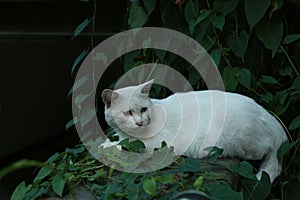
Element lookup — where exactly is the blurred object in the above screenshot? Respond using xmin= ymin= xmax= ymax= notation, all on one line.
xmin=174 ymin=0 xmax=185 ymax=10
xmin=41 ymin=184 xmax=96 ymax=200
xmin=172 ymin=190 xmax=211 ymax=200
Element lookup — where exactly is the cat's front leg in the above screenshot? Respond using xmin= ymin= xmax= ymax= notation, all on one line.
xmin=99 ymin=139 xmax=122 ymax=150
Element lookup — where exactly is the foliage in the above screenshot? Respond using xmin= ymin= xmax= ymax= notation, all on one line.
xmin=123 ymin=0 xmax=300 ymax=198
xmin=7 ymin=0 xmax=300 ymax=199
xmin=9 ymin=144 xmax=273 ymax=200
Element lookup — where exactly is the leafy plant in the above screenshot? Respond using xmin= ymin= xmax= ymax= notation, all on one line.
xmin=10 ymin=144 xmax=273 ymax=200
xmin=8 ymin=0 xmax=300 ymax=199
xmin=121 ymin=1 xmax=300 ymax=199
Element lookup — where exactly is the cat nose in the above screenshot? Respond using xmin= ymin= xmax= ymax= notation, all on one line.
xmin=136 ymin=121 xmax=143 ymax=127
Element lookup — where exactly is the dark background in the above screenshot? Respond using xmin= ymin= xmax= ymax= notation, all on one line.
xmin=0 ymin=0 xmax=125 ymax=198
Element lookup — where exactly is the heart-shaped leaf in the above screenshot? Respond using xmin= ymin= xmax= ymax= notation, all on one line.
xmin=256 ymin=15 xmax=283 ymax=57
xmin=232 ymin=161 xmax=257 ymax=180
xmin=237 ymin=68 xmax=251 ymax=89
xmin=143 ymin=177 xmax=156 ymax=196
xmin=52 ymin=174 xmax=66 ymax=197
xmin=129 ymin=4 xmax=149 ymax=28
xmin=11 ymin=182 xmax=30 ymax=200
xmin=289 ymin=115 xmax=300 ymax=130
xmin=213 ymin=0 xmax=239 ymax=16
xmin=178 ymin=157 xmax=201 ymax=172
xmin=260 ymin=75 xmax=280 ymax=84
xmin=245 ymin=0 xmax=271 ymax=30
xmin=227 ymin=30 xmax=250 ymax=60
xmin=144 ymin=0 xmax=156 ymax=14
xmin=283 ymin=34 xmax=300 ymax=44
xmin=223 ymin=66 xmax=239 ymax=91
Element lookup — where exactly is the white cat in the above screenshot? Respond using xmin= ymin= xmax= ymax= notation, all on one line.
xmin=101 ymin=80 xmax=287 ymax=183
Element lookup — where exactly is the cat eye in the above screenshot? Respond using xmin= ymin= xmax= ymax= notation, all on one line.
xmin=141 ymin=107 xmax=148 ymax=113
xmin=123 ymin=110 xmax=132 ymax=116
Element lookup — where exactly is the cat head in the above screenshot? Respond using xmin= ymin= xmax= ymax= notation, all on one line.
xmin=102 ymin=80 xmax=154 ymax=135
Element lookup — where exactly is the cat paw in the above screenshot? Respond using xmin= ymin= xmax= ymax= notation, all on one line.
xmin=99 ymin=140 xmax=122 ymax=150
xmin=256 ymin=171 xmax=262 ymax=181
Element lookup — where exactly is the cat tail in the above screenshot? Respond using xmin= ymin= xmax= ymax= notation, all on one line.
xmin=257 ymin=121 xmax=288 ymax=183
xmin=256 ymin=148 xmax=282 ymax=183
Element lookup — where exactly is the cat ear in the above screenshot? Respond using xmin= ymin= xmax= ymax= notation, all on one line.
xmin=139 ymin=79 xmax=154 ymax=95
xmin=102 ymin=89 xmax=118 ymax=107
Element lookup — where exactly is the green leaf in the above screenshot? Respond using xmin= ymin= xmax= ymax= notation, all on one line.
xmin=11 ymin=181 xmax=30 ymax=200
xmin=104 ymin=182 xmax=122 ymax=199
xmin=52 ymin=174 xmax=66 ymax=197
xmin=66 ymin=145 xmax=85 ymax=155
xmin=283 ymin=34 xmax=300 ymax=44
xmin=274 ymin=90 xmax=290 ymax=115
xmin=0 ymin=159 xmax=41 ymax=181
xmin=184 ymin=0 xmax=199 ymax=23
xmin=243 ymin=172 xmax=271 ymax=200
xmin=211 ymin=13 xmax=225 ymax=30
xmin=124 ymin=50 xmax=141 ymax=71
xmin=223 ymin=66 xmax=239 ymax=91
xmin=46 ymin=152 xmax=60 ymax=163
xmin=193 ymin=176 xmax=204 ymax=190
xmin=148 ymin=145 xmax=174 ymax=171
xmin=71 ymin=18 xmax=92 ymax=40
xmin=80 ymin=106 xmax=97 ymax=128
xmin=237 ymin=68 xmax=251 ymax=89
xmin=178 ymin=157 xmax=201 ymax=172
xmin=143 ymin=177 xmax=156 ymax=196
xmin=255 ymin=15 xmax=283 ymax=57
xmin=93 ymin=52 xmax=108 ymax=65
xmin=144 ymin=0 xmax=156 ymax=14
xmin=188 ymin=66 xmax=201 ymax=85
xmin=245 ymin=0 xmax=271 ymax=30
xmin=201 ymin=36 xmax=216 ymax=51
xmin=65 ymin=117 xmax=78 ymax=130
xmin=277 ymin=141 xmax=293 ymax=162
xmin=156 ymin=174 xmax=174 ymax=184
xmin=232 ymin=161 xmax=257 ymax=180
xmin=71 ymin=49 xmax=89 ymax=75
xmin=275 ymin=90 xmax=289 ymax=105
xmin=203 ymin=171 xmax=225 ymax=181
xmin=67 ymin=75 xmax=89 ymax=97
xmin=25 ymin=187 xmax=49 ymax=200
xmin=282 ymin=180 xmax=300 ymax=200
xmin=154 ymin=49 xmax=167 ymax=62
xmin=74 ymin=93 xmax=89 ymax=110
xmin=119 ymin=138 xmax=146 ymax=152
xmin=129 ymin=4 xmax=149 ymax=28
xmin=34 ymin=166 xmax=52 ymax=181
xmin=261 ymin=91 xmax=274 ymax=104
xmin=162 ymin=2 xmax=189 ymax=33
xmin=274 ymin=99 xmax=291 ymax=115
xmin=210 ymin=48 xmax=221 ymax=67
xmin=260 ymin=75 xmax=280 ymax=84
xmin=205 ymin=146 xmax=224 ymax=161
xmin=290 ymin=77 xmax=300 ymax=90
xmin=279 ymin=66 xmax=293 ymax=78
xmin=289 ymin=115 xmax=300 ymax=130
xmin=207 ymin=183 xmax=243 ymax=200
xmin=213 ymin=0 xmax=239 ymax=16
xmin=189 ymin=9 xmax=211 ymax=34
xmin=227 ymin=30 xmax=250 ymax=60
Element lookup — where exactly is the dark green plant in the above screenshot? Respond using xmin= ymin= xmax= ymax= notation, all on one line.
xmin=9 ymin=144 xmax=274 ymax=200
xmin=123 ymin=0 xmax=300 ymax=198
xmin=7 ymin=0 xmax=300 ymax=199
